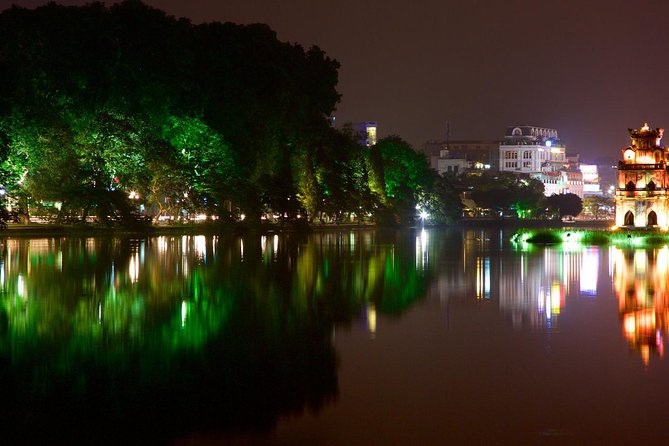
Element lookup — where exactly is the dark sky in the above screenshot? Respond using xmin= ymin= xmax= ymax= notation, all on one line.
xmin=3 ymin=0 xmax=669 ymax=160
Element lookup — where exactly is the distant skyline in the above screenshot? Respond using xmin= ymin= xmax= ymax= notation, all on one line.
xmin=3 ymin=0 xmax=669 ymax=160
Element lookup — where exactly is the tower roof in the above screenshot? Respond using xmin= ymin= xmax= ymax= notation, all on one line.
xmin=628 ymin=122 xmax=663 ymax=142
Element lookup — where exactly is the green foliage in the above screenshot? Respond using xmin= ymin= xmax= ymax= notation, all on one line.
xmin=582 ymin=195 xmax=614 ymax=220
xmin=374 ymin=136 xmax=436 ymax=224
xmin=456 ymin=172 xmax=545 ymax=218
xmin=0 ymin=1 xmax=456 ymax=227
xmin=419 ymin=174 xmax=463 ymax=224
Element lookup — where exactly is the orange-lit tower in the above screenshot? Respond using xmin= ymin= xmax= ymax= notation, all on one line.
xmin=615 ymin=123 xmax=669 ymax=228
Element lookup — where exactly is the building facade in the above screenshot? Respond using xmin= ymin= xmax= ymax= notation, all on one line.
xmin=498 ymin=125 xmax=584 ymax=198
xmin=424 ymin=140 xmax=500 ymax=172
xmin=353 ymin=121 xmax=378 ymax=147
xmin=579 ymin=164 xmax=602 ymax=196
xmin=615 ymin=123 xmax=669 ymax=228
xmin=533 ymin=170 xmax=584 ymax=197
xmin=499 ymin=125 xmax=566 ymax=174
xmin=434 ymin=149 xmax=471 ymax=175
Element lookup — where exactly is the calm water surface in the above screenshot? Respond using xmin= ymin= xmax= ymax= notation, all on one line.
xmin=1 ymin=229 xmax=668 ymax=445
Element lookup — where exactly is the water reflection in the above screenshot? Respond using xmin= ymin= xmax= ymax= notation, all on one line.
xmin=0 ymin=230 xmax=434 ymax=444
xmin=612 ymin=246 xmax=669 ymax=365
xmin=436 ymin=230 xmax=602 ymax=330
xmin=6 ymin=229 xmax=669 ymax=443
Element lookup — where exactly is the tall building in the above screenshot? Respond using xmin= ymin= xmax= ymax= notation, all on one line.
xmin=615 ymin=123 xmax=669 ymax=228
xmin=353 ymin=121 xmax=378 ymax=147
xmin=499 ymin=125 xmax=565 ymax=173
xmin=499 ymin=125 xmax=583 ymax=198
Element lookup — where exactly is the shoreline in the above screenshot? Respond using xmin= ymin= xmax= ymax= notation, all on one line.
xmin=0 ymin=219 xmax=615 ymax=238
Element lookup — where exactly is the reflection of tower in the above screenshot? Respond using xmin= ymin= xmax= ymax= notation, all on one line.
xmin=612 ymin=247 xmax=669 ymax=365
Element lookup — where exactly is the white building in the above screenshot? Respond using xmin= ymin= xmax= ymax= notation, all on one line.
xmin=579 ymin=164 xmax=602 ymax=196
xmin=533 ymin=170 xmax=585 ymax=199
xmin=498 ymin=125 xmax=584 ymax=197
xmin=435 ymin=149 xmax=471 ymax=175
xmin=353 ymin=121 xmax=377 ymax=147
xmin=499 ymin=125 xmax=566 ymax=174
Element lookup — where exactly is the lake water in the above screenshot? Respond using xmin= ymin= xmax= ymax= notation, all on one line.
xmin=1 ymin=229 xmax=669 ymax=445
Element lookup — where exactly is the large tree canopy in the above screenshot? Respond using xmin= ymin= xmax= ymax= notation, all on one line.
xmin=0 ymin=1 xmax=461 ymax=227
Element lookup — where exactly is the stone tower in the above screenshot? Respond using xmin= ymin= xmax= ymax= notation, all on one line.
xmin=615 ymin=123 xmax=669 ymax=228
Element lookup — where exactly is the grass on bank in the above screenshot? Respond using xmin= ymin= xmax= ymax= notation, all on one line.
xmin=511 ymin=228 xmax=669 ymax=247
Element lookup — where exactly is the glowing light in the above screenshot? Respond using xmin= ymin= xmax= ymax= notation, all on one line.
xmin=17 ymin=274 xmax=24 ymax=299
xmin=157 ymin=236 xmax=168 ymax=253
xmin=415 ymin=229 xmax=429 ymax=269
xmin=128 ymin=191 xmax=139 ymax=200
xmin=181 ymin=300 xmax=187 ymax=327
xmin=129 ymin=252 xmax=139 ymax=283
xmin=580 ymin=247 xmax=599 ymax=296
xmin=194 ymin=235 xmax=206 ymax=260
xmin=367 ymin=304 xmax=377 ymax=337
xmin=624 ymin=314 xmax=636 ymax=336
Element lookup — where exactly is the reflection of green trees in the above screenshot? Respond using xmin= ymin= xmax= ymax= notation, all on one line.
xmin=0 ymin=230 xmax=434 ymax=443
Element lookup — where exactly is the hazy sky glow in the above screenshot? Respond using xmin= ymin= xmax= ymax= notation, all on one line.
xmin=3 ymin=0 xmax=669 ymax=159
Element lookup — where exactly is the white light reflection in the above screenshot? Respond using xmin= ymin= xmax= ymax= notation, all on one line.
xmin=129 ymin=253 xmax=139 ymax=283
xmin=194 ymin=235 xmax=206 ymax=261
xmin=273 ymin=235 xmax=279 ymax=255
xmin=475 ymin=257 xmax=491 ymax=299
xmin=17 ymin=274 xmax=24 ymax=299
xmin=181 ymin=300 xmax=187 ymax=327
xmin=157 ymin=236 xmax=168 ymax=253
xmin=580 ymin=247 xmax=599 ymax=296
xmin=415 ymin=229 xmax=429 ymax=269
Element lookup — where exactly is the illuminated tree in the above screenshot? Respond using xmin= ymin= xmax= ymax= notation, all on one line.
xmin=374 ymin=136 xmax=435 ymax=224
xmin=459 ymin=172 xmax=545 ymax=218
xmin=582 ymin=195 xmax=614 ymax=220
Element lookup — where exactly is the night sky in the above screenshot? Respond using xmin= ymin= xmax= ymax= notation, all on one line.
xmin=3 ymin=0 xmax=669 ymax=160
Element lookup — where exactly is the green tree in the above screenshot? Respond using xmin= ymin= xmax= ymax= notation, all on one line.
xmin=582 ymin=195 xmax=614 ymax=220
xmin=459 ymin=172 xmax=545 ymax=218
xmin=374 ymin=136 xmax=434 ymax=224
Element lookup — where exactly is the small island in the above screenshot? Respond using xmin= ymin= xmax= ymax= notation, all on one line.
xmin=517 ymin=123 xmax=669 ymax=246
